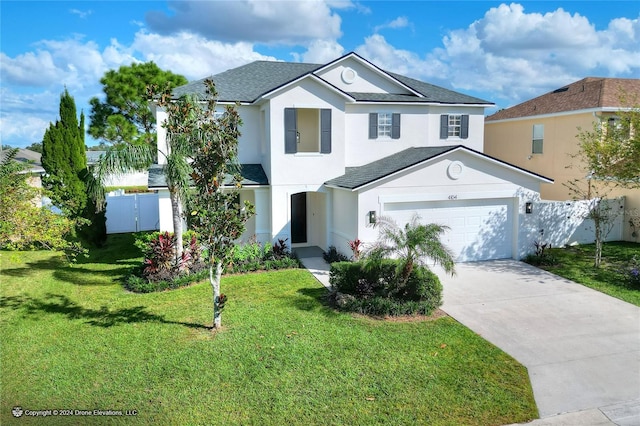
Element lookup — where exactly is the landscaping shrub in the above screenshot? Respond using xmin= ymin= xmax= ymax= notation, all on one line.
xmin=125 ymin=230 xmax=207 ymax=292
xmin=621 ymin=255 xmax=640 ymax=288
xmin=126 ymin=234 xmax=301 ymax=293
xmin=523 ymin=241 xmax=558 ymax=266
xmin=329 ymin=259 xmax=442 ymax=316
xmin=323 ymin=246 xmax=350 ymax=264
xmin=225 ymin=238 xmax=302 ymax=274
xmin=134 ymin=230 xmax=207 ymax=283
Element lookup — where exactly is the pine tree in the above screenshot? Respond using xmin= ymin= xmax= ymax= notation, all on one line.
xmin=42 ymin=89 xmax=107 ymax=246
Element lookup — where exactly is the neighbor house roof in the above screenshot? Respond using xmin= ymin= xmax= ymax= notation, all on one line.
xmin=147 ymin=163 xmax=269 ymax=189
xmin=325 ymin=145 xmax=552 ymax=190
xmin=0 ymin=148 xmax=45 ymax=174
xmin=486 ymin=77 xmax=640 ymax=121
xmin=170 ymin=52 xmax=492 ymax=106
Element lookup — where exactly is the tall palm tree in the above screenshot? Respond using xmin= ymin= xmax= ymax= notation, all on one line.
xmin=365 ymin=214 xmax=456 ymax=286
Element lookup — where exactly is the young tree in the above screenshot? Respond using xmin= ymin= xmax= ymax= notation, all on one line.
xmin=568 ymin=105 xmax=640 ymax=267
xmin=0 ymin=148 xmax=83 ymax=257
xmin=41 ymin=89 xmax=106 ymax=247
xmin=365 ymin=214 xmax=456 ymax=289
xmin=168 ymin=80 xmax=254 ymax=329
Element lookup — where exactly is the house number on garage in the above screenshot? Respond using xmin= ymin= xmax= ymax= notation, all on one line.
xmin=448 ymin=195 xmax=458 ymax=200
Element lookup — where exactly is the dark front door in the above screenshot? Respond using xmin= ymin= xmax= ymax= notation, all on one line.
xmin=291 ymin=193 xmax=307 ymax=244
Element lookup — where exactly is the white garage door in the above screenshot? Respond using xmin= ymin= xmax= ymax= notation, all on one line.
xmin=383 ymin=198 xmax=514 ymax=262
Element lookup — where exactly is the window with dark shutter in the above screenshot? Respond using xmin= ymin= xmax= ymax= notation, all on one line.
xmin=369 ymin=113 xmax=378 ymax=139
xmin=391 ymin=113 xmax=401 ymax=139
xmin=461 ymin=115 xmax=469 ymax=139
xmin=320 ymin=109 xmax=331 ymax=153
xmin=284 ymin=108 xmax=297 ymax=154
xmin=440 ymin=115 xmax=449 ymax=139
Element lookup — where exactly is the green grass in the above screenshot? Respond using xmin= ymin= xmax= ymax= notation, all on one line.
xmin=539 ymin=242 xmax=640 ymax=306
xmin=1 ymin=235 xmax=537 ymax=425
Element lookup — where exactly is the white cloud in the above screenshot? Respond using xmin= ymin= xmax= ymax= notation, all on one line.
xmin=69 ymin=9 xmax=92 ymax=19
xmin=374 ymin=16 xmax=411 ymax=33
xmin=431 ymin=3 xmax=640 ymax=103
xmin=131 ymin=31 xmax=276 ymax=80
xmin=0 ymin=89 xmax=59 ymax=146
xmin=355 ymin=34 xmax=446 ymax=79
xmin=293 ymin=39 xmax=345 ymax=64
xmin=146 ymin=0 xmax=346 ymax=45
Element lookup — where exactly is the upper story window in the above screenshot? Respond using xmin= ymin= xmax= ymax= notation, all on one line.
xmin=284 ymin=108 xmax=331 ymax=154
xmin=532 ymin=124 xmax=544 ymax=154
xmin=369 ymin=113 xmax=400 ymax=139
xmin=440 ymin=114 xmax=469 ymax=139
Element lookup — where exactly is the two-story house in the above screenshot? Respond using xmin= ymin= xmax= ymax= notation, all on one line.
xmin=485 ymin=77 xmax=640 ymax=242
xmin=151 ymin=52 xmax=552 ymax=262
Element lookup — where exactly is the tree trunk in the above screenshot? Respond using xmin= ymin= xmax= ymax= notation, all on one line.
xmin=594 ymin=217 xmax=602 ymax=268
xmin=210 ymin=261 xmax=223 ymax=329
xmin=169 ymin=189 xmax=183 ymax=264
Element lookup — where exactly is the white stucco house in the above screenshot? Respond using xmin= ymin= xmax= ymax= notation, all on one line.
xmin=150 ymin=52 xmax=553 ymax=262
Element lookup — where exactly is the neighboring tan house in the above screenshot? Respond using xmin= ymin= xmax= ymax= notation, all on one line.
xmin=485 ymin=77 xmax=640 ymax=242
xmin=151 ymin=52 xmax=554 ymax=262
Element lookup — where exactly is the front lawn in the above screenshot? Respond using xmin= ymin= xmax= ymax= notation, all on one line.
xmin=534 ymin=242 xmax=640 ymax=306
xmin=1 ymin=235 xmax=537 ymax=425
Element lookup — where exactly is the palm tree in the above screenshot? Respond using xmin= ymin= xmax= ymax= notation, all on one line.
xmin=365 ymin=214 xmax=456 ymax=287
xmin=91 ymin=102 xmax=192 ymax=262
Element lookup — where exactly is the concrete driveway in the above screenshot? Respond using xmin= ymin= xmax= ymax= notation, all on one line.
xmin=438 ymin=260 xmax=640 ymax=424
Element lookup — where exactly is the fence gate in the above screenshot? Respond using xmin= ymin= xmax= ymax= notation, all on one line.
xmin=105 ymin=191 xmax=159 ymax=234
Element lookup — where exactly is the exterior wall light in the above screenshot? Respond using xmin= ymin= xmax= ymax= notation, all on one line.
xmin=368 ymin=210 xmax=377 ymax=224
xmin=525 ymin=202 xmax=533 ymax=214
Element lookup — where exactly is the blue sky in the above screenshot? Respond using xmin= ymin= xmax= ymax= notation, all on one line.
xmin=1 ymin=0 xmax=639 ymax=148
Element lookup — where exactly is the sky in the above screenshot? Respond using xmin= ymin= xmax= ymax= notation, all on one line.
xmin=1 ymin=0 xmax=639 ymax=149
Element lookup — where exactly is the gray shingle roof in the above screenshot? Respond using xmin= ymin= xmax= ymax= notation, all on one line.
xmin=325 ymin=145 xmax=552 ymax=189
xmin=169 ymin=54 xmax=492 ymax=105
xmin=148 ymin=163 xmax=269 ymax=189
xmin=172 ymin=61 xmax=321 ymax=103
xmin=325 ymin=146 xmax=457 ymax=189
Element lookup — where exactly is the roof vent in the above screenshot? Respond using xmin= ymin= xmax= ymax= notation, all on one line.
xmin=553 ymin=87 xmax=569 ymax=93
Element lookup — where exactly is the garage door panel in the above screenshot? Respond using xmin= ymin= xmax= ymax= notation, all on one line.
xmin=383 ymin=199 xmax=514 ymax=262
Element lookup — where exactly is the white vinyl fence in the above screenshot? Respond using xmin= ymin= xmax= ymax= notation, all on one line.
xmin=523 ymin=197 xmax=625 ymax=249
xmin=105 ymin=191 xmax=159 ymax=234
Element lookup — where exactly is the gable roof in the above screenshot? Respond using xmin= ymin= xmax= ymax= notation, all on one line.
xmin=325 ymin=145 xmax=552 ymax=190
xmin=486 ymin=77 xmax=640 ymax=121
xmin=169 ymin=52 xmax=492 ymax=106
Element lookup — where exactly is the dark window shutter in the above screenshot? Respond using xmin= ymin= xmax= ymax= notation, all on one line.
xmin=461 ymin=115 xmax=469 ymax=139
xmin=369 ymin=113 xmax=378 ymax=139
xmin=440 ymin=115 xmax=449 ymax=139
xmin=284 ymin=108 xmax=297 ymax=154
xmin=320 ymin=109 xmax=331 ymax=153
xmin=391 ymin=113 xmax=401 ymax=139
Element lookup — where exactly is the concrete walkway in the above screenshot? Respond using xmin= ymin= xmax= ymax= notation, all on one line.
xmin=438 ymin=260 xmax=640 ymax=425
